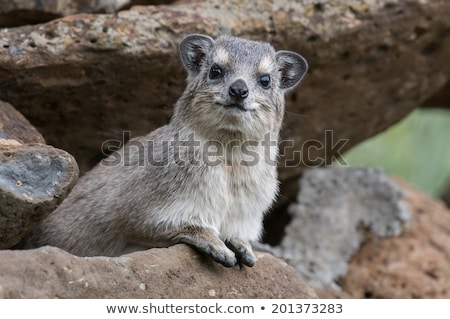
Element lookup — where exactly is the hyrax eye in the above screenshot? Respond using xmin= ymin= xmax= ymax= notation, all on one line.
xmin=259 ymin=74 xmax=271 ymax=88
xmin=209 ymin=63 xmax=224 ymax=79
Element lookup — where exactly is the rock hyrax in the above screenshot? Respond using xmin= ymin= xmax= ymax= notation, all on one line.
xmin=23 ymin=34 xmax=308 ymax=267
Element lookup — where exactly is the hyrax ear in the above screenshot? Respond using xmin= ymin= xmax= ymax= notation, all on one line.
xmin=275 ymin=51 xmax=308 ymax=90
xmin=180 ymin=34 xmax=215 ymax=74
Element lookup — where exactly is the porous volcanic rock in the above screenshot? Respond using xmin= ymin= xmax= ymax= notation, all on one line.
xmin=0 ymin=144 xmax=79 ymax=249
xmin=0 ymin=245 xmax=317 ymax=298
xmin=262 ymin=167 xmax=410 ymax=289
xmin=316 ymin=179 xmax=450 ymax=298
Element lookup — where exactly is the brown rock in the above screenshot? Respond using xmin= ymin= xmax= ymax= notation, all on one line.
xmin=0 ymin=144 xmax=79 ymax=249
xmin=128 ymin=0 xmax=175 ymax=6
xmin=316 ymin=179 xmax=450 ymax=298
xmin=0 ymin=100 xmax=45 ymax=144
xmin=0 ymin=0 xmax=130 ymax=27
xmin=0 ymin=245 xmax=317 ymax=298
xmin=0 ymin=0 xmax=448 ymax=184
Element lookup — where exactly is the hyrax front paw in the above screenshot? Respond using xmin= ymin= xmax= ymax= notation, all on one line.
xmin=173 ymin=226 xmax=237 ymax=267
xmin=226 ymin=238 xmax=256 ymax=267
xmin=196 ymin=241 xmax=237 ymax=267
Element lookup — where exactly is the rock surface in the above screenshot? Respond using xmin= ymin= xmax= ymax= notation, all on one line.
xmin=0 ymin=0 xmax=448 ymax=182
xmin=0 ymin=245 xmax=317 ymax=298
xmin=263 ymin=167 xmax=410 ymax=289
xmin=0 ymin=144 xmax=79 ymax=249
xmin=316 ymin=179 xmax=450 ymax=298
xmin=0 ymin=0 xmax=130 ymax=27
xmin=0 ymin=100 xmax=45 ymax=144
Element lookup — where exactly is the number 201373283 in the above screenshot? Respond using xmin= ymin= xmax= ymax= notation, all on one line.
xmin=271 ymin=303 xmax=343 ymax=314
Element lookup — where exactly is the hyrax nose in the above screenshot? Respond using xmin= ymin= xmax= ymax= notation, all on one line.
xmin=229 ymin=79 xmax=249 ymax=100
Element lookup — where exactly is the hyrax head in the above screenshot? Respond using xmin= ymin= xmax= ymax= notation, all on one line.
xmin=178 ymin=34 xmax=307 ymax=137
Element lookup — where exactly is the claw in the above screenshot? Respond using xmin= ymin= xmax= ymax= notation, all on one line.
xmin=173 ymin=226 xmax=238 ymax=267
xmin=196 ymin=243 xmax=237 ymax=267
xmin=225 ymin=239 xmax=256 ymax=267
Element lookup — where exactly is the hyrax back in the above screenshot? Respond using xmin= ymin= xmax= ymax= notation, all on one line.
xmin=23 ymin=34 xmax=307 ymax=267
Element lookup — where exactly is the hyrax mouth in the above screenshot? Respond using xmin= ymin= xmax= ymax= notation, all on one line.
xmin=223 ymin=103 xmax=248 ymax=112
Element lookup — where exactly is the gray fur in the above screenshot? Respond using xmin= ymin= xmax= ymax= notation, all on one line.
xmin=23 ymin=34 xmax=307 ymax=267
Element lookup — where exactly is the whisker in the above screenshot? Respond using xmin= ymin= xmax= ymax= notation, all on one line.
xmin=284 ymin=110 xmax=309 ymax=118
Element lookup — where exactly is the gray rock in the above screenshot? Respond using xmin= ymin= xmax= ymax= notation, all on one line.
xmin=0 ymin=0 xmax=130 ymax=27
xmin=0 ymin=144 xmax=79 ymax=249
xmin=0 ymin=245 xmax=317 ymax=298
xmin=268 ymin=167 xmax=410 ymax=289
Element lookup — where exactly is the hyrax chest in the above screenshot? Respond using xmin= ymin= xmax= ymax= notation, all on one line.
xmin=210 ymin=157 xmax=277 ymax=240
xmin=202 ymin=144 xmax=278 ymax=215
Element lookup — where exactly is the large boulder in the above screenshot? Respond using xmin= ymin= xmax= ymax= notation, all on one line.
xmin=0 ymin=245 xmax=317 ymax=298
xmin=0 ymin=0 xmax=448 ymax=183
xmin=0 ymin=0 xmax=130 ymax=27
